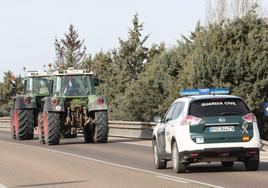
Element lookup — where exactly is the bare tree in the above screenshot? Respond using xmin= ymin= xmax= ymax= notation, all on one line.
xmin=206 ymin=0 xmax=263 ymax=24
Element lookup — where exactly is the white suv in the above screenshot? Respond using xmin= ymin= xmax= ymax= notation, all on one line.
xmin=152 ymin=89 xmax=261 ymax=173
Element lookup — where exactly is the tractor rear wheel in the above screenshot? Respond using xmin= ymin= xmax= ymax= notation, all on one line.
xmin=14 ymin=109 xmax=34 ymax=140
xmin=38 ymin=112 xmax=45 ymax=144
xmin=43 ymin=111 xmax=60 ymax=145
xmin=10 ymin=107 xmax=16 ymax=139
xmin=93 ymin=111 xmax=109 ymax=143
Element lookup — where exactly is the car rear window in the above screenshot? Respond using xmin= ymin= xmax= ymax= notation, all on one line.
xmin=189 ymin=98 xmax=250 ymax=117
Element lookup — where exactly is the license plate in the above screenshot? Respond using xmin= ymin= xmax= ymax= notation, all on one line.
xmin=209 ymin=126 xmax=235 ymax=132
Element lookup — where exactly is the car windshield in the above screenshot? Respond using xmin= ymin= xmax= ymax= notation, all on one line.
xmin=33 ymin=77 xmax=50 ymax=95
xmin=60 ymin=75 xmax=94 ymax=96
xmin=189 ymin=98 xmax=250 ymax=117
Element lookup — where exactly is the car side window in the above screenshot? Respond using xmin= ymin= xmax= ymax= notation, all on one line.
xmin=164 ymin=103 xmax=177 ymax=123
xmin=172 ymin=102 xmax=184 ymax=120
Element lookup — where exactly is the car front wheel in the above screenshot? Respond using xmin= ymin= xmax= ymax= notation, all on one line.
xmin=153 ymin=139 xmax=167 ymax=169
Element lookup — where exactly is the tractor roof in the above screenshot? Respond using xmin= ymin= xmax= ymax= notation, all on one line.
xmin=23 ymin=71 xmax=52 ymax=78
xmin=53 ymin=69 xmax=93 ymax=76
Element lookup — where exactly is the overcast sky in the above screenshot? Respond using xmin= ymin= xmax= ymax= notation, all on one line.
xmin=0 ymin=0 xmax=267 ymax=81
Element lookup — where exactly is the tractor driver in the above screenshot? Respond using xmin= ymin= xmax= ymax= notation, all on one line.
xmin=62 ymin=76 xmax=80 ymax=96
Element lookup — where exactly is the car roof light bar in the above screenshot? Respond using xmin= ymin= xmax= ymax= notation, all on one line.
xmin=179 ymin=88 xmax=230 ymax=96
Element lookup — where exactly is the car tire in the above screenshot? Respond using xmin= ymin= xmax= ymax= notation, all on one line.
xmin=244 ymin=159 xmax=259 ymax=171
xmin=172 ymin=142 xmax=186 ymax=173
xmin=221 ymin=161 xmax=234 ymax=168
xmin=153 ymin=139 xmax=167 ymax=169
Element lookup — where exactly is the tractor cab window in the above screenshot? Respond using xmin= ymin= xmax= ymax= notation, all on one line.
xmin=24 ymin=78 xmax=32 ymax=94
xmin=33 ymin=77 xmax=50 ymax=95
xmin=60 ymin=75 xmax=95 ymax=96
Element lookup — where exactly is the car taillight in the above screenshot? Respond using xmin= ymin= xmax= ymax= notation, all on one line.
xmin=181 ymin=115 xmax=202 ymax=126
xmin=51 ymin=98 xmax=58 ymax=107
xmin=242 ymin=113 xmax=257 ymax=123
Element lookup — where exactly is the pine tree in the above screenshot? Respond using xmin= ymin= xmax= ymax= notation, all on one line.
xmin=54 ymin=24 xmax=86 ymax=69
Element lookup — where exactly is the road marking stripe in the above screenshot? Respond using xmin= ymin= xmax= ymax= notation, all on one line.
xmin=156 ymin=175 xmax=189 ymax=183
xmin=77 ymin=137 xmax=152 ymax=147
xmin=0 ymin=140 xmax=224 ymax=188
xmin=0 ymin=184 xmax=8 ymax=188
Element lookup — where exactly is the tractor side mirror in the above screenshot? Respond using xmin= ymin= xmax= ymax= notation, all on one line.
xmin=10 ymin=81 xmax=17 ymax=96
xmin=93 ymin=77 xmax=100 ymax=87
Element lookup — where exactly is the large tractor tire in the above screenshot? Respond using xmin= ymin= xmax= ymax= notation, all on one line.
xmin=43 ymin=111 xmax=61 ymax=145
xmin=14 ymin=109 xmax=34 ymax=140
xmin=10 ymin=107 xmax=16 ymax=139
xmin=38 ymin=112 xmax=45 ymax=144
xmin=93 ymin=111 xmax=109 ymax=143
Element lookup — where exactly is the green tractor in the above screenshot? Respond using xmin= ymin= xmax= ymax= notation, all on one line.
xmin=10 ymin=71 xmax=53 ymax=140
xmin=39 ymin=69 xmax=109 ymax=145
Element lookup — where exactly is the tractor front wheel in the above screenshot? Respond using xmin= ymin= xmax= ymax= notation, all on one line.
xmin=93 ymin=111 xmax=109 ymax=143
xmin=43 ymin=111 xmax=60 ymax=145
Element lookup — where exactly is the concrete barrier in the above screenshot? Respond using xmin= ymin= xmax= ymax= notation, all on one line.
xmin=0 ymin=117 xmax=156 ymax=139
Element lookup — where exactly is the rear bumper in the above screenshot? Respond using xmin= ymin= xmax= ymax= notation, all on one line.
xmin=180 ymin=147 xmax=259 ymax=163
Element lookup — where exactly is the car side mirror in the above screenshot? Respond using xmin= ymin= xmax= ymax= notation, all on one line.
xmin=154 ymin=115 xmax=162 ymax=123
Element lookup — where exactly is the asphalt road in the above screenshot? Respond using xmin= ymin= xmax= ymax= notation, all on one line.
xmin=0 ymin=124 xmax=268 ymax=188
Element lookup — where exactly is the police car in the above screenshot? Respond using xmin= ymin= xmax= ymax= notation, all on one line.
xmin=152 ymin=88 xmax=261 ymax=173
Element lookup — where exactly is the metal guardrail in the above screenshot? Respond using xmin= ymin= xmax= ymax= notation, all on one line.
xmin=0 ymin=117 xmax=156 ymax=139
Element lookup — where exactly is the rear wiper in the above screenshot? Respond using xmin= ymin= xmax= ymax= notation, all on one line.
xmin=220 ymin=112 xmax=239 ymax=116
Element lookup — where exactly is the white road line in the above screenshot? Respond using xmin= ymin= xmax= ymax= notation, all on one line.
xmin=0 ymin=184 xmax=8 ymax=188
xmin=0 ymin=140 xmax=224 ymax=188
xmin=77 ymin=137 xmax=152 ymax=147
xmin=156 ymin=175 xmax=189 ymax=184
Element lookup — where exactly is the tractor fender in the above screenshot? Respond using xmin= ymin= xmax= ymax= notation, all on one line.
xmin=87 ymin=95 xmax=108 ymax=112
xmin=14 ymin=95 xmax=35 ymax=110
xmin=43 ymin=97 xmax=65 ymax=112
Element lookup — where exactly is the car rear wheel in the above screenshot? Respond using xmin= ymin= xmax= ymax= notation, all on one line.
xmin=153 ymin=139 xmax=167 ymax=169
xmin=172 ymin=142 xmax=186 ymax=173
xmin=221 ymin=161 xmax=234 ymax=168
xmin=244 ymin=159 xmax=259 ymax=171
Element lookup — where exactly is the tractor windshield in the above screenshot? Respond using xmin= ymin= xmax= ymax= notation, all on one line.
xmin=32 ymin=77 xmax=51 ymax=95
xmin=60 ymin=75 xmax=95 ymax=96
